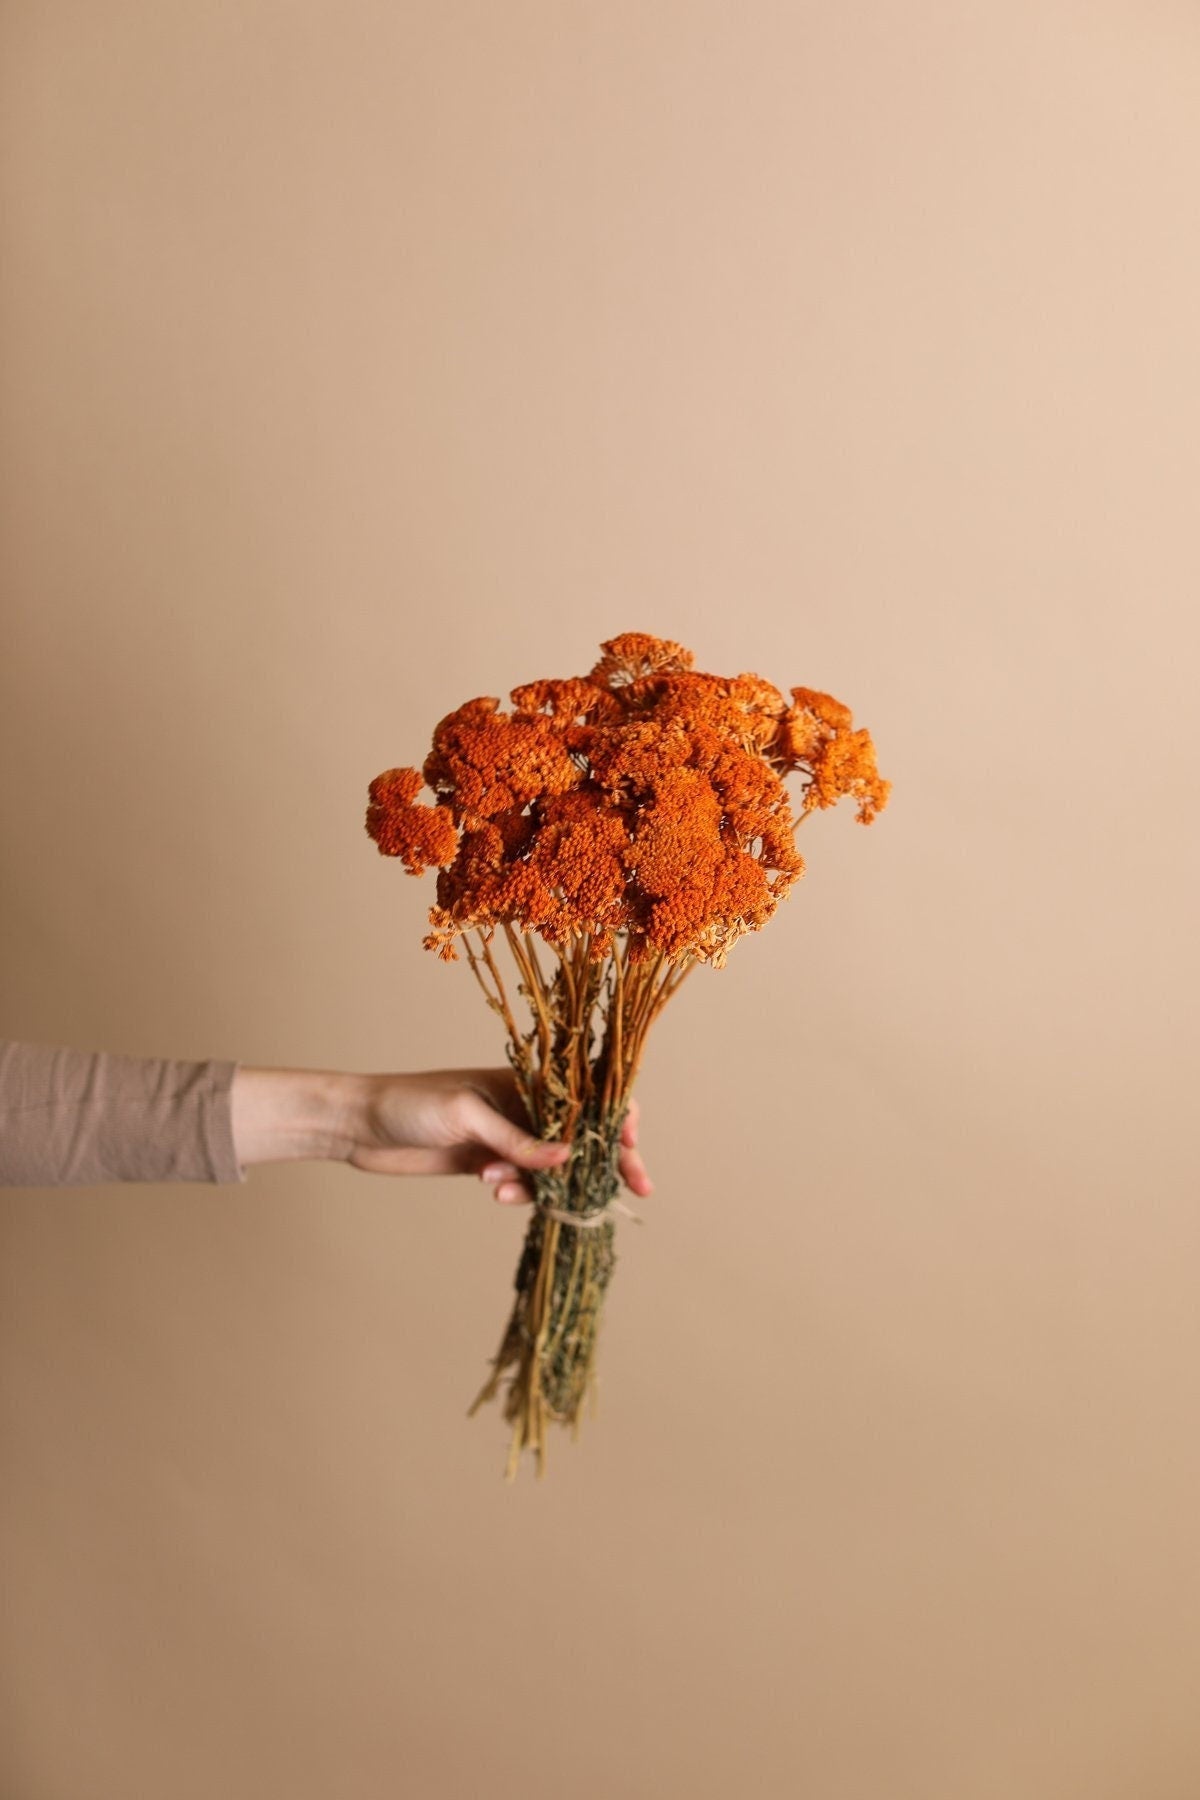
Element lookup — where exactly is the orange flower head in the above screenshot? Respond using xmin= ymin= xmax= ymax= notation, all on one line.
xmin=365 ymin=767 xmax=458 ymax=875
xmin=775 ymin=687 xmax=893 ymax=823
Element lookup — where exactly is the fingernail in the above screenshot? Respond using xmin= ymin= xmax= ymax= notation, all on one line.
xmin=498 ymin=1182 xmax=525 ymax=1204
xmin=484 ymin=1162 xmax=516 ymax=1182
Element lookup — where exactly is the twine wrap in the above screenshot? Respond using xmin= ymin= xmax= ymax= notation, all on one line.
xmin=536 ymin=1195 xmax=645 ymax=1229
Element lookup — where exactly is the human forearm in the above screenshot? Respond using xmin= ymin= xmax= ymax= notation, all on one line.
xmin=228 ymin=1066 xmax=372 ymax=1167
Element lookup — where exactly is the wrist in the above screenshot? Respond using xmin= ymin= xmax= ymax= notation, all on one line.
xmin=230 ymin=1067 xmax=374 ymax=1166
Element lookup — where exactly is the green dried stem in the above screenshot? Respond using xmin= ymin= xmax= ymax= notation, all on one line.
xmin=466 ymin=1105 xmax=625 ymax=1481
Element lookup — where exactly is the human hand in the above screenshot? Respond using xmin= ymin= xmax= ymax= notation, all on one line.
xmin=229 ymin=1065 xmax=653 ymax=1208
xmin=347 ymin=1068 xmax=653 ymax=1208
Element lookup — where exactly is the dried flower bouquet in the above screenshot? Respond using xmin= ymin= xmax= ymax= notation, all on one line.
xmin=366 ymin=632 xmax=890 ymax=1478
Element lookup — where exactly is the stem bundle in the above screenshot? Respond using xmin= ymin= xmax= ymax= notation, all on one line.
xmin=463 ymin=926 xmax=693 ymax=1479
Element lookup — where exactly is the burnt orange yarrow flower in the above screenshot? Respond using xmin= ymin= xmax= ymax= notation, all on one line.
xmin=365 ymin=633 xmax=891 ymax=969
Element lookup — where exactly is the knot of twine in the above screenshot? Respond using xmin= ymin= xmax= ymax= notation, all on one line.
xmin=536 ymin=1195 xmax=645 ymax=1230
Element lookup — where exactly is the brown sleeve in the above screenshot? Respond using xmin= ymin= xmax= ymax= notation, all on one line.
xmin=0 ymin=1040 xmax=247 ymax=1187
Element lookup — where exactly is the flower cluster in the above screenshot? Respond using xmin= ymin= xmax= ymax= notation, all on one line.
xmin=366 ymin=633 xmax=890 ymax=965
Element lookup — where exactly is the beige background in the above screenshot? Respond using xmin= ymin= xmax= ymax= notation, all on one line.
xmin=2 ymin=3 xmax=1198 ymax=1796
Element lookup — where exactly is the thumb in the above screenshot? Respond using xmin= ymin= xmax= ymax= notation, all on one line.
xmin=459 ymin=1091 xmax=570 ymax=1172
